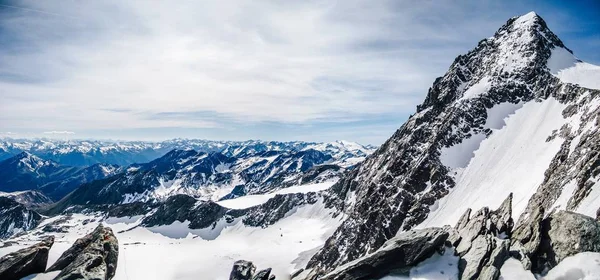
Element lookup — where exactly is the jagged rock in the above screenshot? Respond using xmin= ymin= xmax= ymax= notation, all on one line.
xmin=48 ymin=224 xmax=119 ymax=280
xmin=456 ymin=208 xmax=472 ymax=231
xmin=511 ymin=205 xmax=545 ymax=269
xmin=0 ymin=236 xmax=54 ymax=280
xmin=319 ymin=227 xmax=449 ymax=280
xmin=533 ymin=210 xmax=600 ymax=272
xmin=456 ymin=207 xmax=489 ymax=255
xmin=452 ymin=194 xmax=514 ymax=280
xmin=488 ymin=194 xmax=513 ymax=237
xmin=229 ymin=260 xmax=277 ymax=280
xmin=230 ymin=260 xmax=256 ymax=280
xmin=459 ymin=235 xmax=493 ymax=280
xmin=460 ymin=235 xmax=510 ymax=280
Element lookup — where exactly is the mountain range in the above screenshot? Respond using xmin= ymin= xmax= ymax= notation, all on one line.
xmin=0 ymin=12 xmax=599 ymax=280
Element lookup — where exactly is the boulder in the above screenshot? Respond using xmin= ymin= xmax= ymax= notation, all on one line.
xmin=534 ymin=210 xmax=600 ymax=271
xmin=320 ymin=227 xmax=449 ymax=280
xmin=230 ymin=260 xmax=256 ymax=280
xmin=48 ymin=224 xmax=119 ymax=280
xmin=0 ymin=236 xmax=54 ymax=280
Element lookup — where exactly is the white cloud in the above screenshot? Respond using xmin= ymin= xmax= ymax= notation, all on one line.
xmin=0 ymin=0 xmax=582 ymax=143
xmin=43 ymin=131 xmax=75 ymax=135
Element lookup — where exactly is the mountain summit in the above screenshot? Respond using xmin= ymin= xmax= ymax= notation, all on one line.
xmin=300 ymin=12 xmax=600 ymax=278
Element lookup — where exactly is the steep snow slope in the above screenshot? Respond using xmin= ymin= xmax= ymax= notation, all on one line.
xmin=421 ymin=97 xmax=567 ymax=227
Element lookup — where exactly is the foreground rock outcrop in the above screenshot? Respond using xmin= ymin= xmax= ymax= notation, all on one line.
xmin=314 ymin=227 xmax=449 ymax=280
xmin=229 ymin=260 xmax=276 ymax=280
xmin=0 ymin=236 xmax=54 ymax=280
xmin=47 ymin=224 xmax=119 ymax=280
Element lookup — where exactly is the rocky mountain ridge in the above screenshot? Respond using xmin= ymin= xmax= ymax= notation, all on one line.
xmin=296 ymin=11 xmax=600 ymax=278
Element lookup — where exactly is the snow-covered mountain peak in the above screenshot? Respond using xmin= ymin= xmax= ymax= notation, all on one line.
xmin=13 ymin=151 xmax=55 ymax=171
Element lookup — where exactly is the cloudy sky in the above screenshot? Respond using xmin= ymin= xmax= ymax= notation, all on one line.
xmin=1 ymin=0 xmax=598 ymax=145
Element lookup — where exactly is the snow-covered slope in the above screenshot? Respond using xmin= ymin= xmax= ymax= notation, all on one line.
xmin=0 ymin=183 xmax=343 ymax=279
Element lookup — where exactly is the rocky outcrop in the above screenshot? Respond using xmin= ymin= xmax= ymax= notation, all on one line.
xmin=449 ymin=194 xmax=514 ymax=280
xmin=312 ymin=227 xmax=448 ymax=280
xmin=533 ymin=210 xmax=600 ymax=272
xmin=0 ymin=236 xmax=54 ymax=280
xmin=48 ymin=224 xmax=119 ymax=280
xmin=0 ymin=197 xmax=43 ymax=239
xmin=229 ymin=260 xmax=276 ymax=280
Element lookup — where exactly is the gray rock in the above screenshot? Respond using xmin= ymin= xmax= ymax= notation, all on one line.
xmin=488 ymin=193 xmax=513 ymax=236
xmin=49 ymin=224 xmax=119 ymax=280
xmin=456 ymin=207 xmax=489 ymax=255
xmin=319 ymin=227 xmax=449 ymax=280
xmin=511 ymin=205 xmax=545 ymax=269
xmin=456 ymin=208 xmax=472 ymax=231
xmin=0 ymin=236 xmax=54 ymax=280
xmin=454 ymin=194 xmax=514 ymax=280
xmin=535 ymin=210 xmax=600 ymax=271
xmin=461 ymin=236 xmax=510 ymax=280
xmin=230 ymin=260 xmax=256 ymax=280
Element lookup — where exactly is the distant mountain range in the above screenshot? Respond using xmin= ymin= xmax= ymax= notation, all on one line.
xmin=0 ymin=139 xmax=375 ymax=205
xmin=0 ymin=138 xmax=375 ymax=167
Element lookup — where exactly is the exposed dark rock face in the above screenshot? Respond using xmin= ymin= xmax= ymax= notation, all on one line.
xmin=533 ymin=210 xmax=600 ymax=272
xmin=229 ymin=260 xmax=276 ymax=280
xmin=302 ymin=12 xmax=600 ymax=277
xmin=139 ymin=192 xmax=325 ymax=233
xmin=0 ymin=197 xmax=43 ymax=239
xmin=141 ymin=194 xmax=233 ymax=229
xmin=48 ymin=224 xmax=119 ymax=280
xmin=242 ymin=192 xmax=320 ymax=227
xmin=312 ymin=228 xmax=448 ymax=280
xmin=0 ymin=236 xmax=54 ymax=280
xmin=230 ymin=260 xmax=255 ymax=280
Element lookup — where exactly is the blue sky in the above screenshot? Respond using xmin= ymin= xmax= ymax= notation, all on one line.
xmin=0 ymin=0 xmax=598 ymax=145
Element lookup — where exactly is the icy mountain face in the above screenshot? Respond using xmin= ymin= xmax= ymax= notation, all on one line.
xmin=0 ymin=153 xmax=122 ymax=200
xmin=52 ymin=146 xmax=351 ymax=208
xmin=302 ymin=12 xmax=600 ymax=276
xmin=0 ymin=139 xmax=375 ymax=167
xmin=0 ymin=197 xmax=42 ymax=239
xmin=0 ymin=190 xmax=52 ymax=208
